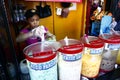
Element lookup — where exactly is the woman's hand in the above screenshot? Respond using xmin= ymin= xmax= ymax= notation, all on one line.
xmin=45 ymin=32 xmax=56 ymax=41
xmin=31 ymin=26 xmax=46 ymax=38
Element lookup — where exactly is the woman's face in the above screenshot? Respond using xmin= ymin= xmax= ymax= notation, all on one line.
xmin=28 ymin=15 xmax=40 ymax=29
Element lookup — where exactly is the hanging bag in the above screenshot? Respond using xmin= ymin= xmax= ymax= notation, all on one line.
xmin=36 ymin=2 xmax=52 ymax=18
xmin=61 ymin=2 xmax=71 ymax=18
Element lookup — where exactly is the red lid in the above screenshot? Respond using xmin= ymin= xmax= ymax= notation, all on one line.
xmin=99 ymin=34 xmax=120 ymax=44
xmin=84 ymin=39 xmax=104 ymax=48
xmin=58 ymin=44 xmax=83 ymax=54
xmin=23 ymin=42 xmax=57 ymax=63
xmin=81 ymin=36 xmax=104 ymax=48
xmin=24 ymin=51 xmax=56 ymax=63
xmin=58 ymin=39 xmax=84 ymax=54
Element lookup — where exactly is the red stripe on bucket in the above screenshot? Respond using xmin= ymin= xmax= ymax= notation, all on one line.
xmin=84 ymin=39 xmax=104 ymax=48
xmin=99 ymin=34 xmax=120 ymax=44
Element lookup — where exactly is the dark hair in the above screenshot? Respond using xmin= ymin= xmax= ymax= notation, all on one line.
xmin=25 ymin=9 xmax=40 ymax=20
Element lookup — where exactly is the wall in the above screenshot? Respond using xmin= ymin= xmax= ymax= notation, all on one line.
xmin=15 ymin=0 xmax=87 ymax=40
xmin=54 ymin=1 xmax=87 ymax=40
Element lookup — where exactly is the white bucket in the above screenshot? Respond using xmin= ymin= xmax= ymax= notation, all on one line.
xmin=23 ymin=41 xmax=60 ymax=80
xmin=58 ymin=39 xmax=84 ymax=80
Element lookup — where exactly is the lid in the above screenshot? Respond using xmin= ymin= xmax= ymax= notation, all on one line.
xmin=58 ymin=39 xmax=84 ymax=54
xmin=99 ymin=34 xmax=120 ymax=44
xmin=82 ymin=36 xmax=104 ymax=48
xmin=23 ymin=41 xmax=60 ymax=63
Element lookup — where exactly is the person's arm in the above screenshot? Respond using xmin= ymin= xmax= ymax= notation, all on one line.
xmin=16 ymin=31 xmax=33 ymax=42
xmin=45 ymin=31 xmax=56 ymax=41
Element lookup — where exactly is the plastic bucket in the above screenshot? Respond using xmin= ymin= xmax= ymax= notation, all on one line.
xmin=99 ymin=34 xmax=120 ymax=73
xmin=23 ymin=41 xmax=60 ymax=80
xmin=81 ymin=36 xmax=104 ymax=78
xmin=58 ymin=39 xmax=84 ymax=80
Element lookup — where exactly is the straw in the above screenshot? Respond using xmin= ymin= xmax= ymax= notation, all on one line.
xmin=41 ymin=34 xmax=45 ymax=42
xmin=111 ymin=28 xmax=119 ymax=35
xmin=37 ymin=25 xmax=46 ymax=52
xmin=100 ymin=30 xmax=106 ymax=39
xmin=84 ymin=34 xmax=90 ymax=44
xmin=83 ymin=34 xmax=90 ymax=54
xmin=64 ymin=36 xmax=69 ymax=45
xmin=40 ymin=29 xmax=46 ymax=52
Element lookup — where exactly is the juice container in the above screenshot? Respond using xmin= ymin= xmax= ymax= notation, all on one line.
xmin=81 ymin=36 xmax=104 ymax=78
xmin=58 ymin=39 xmax=84 ymax=80
xmin=23 ymin=41 xmax=60 ymax=80
xmin=99 ymin=34 xmax=120 ymax=73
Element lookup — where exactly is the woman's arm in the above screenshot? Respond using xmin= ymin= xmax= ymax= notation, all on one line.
xmin=16 ymin=32 xmax=33 ymax=42
xmin=45 ymin=31 xmax=56 ymax=41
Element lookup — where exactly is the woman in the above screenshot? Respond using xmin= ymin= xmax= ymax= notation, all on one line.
xmin=16 ymin=9 xmax=55 ymax=45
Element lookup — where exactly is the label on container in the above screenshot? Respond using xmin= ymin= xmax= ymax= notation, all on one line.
xmin=27 ymin=57 xmax=57 ymax=80
xmin=105 ymin=43 xmax=120 ymax=50
xmin=58 ymin=52 xmax=82 ymax=80
xmin=90 ymin=48 xmax=103 ymax=54
xmin=62 ymin=52 xmax=82 ymax=61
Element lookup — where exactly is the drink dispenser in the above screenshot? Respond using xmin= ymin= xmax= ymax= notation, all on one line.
xmin=23 ymin=41 xmax=60 ymax=80
xmin=81 ymin=36 xmax=104 ymax=78
xmin=99 ymin=34 xmax=120 ymax=74
xmin=58 ymin=39 xmax=84 ymax=80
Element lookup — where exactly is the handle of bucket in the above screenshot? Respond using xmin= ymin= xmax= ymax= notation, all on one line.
xmin=20 ymin=59 xmax=29 ymax=74
xmin=63 ymin=44 xmax=83 ymax=50
xmin=33 ymin=50 xmax=53 ymax=57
